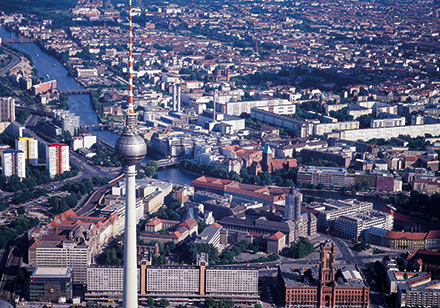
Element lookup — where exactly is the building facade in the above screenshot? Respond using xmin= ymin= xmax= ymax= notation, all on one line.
xmin=279 ymin=240 xmax=370 ymax=308
xmin=1 ymin=149 xmax=25 ymax=178
xmin=86 ymin=253 xmax=259 ymax=303
xmin=29 ymin=267 xmax=73 ymax=302
xmin=46 ymin=143 xmax=70 ymax=177
xmin=0 ymin=97 xmax=15 ymax=122
xmin=16 ymin=137 xmax=38 ymax=166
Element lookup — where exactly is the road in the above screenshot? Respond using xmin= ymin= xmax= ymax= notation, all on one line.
xmin=0 ymin=46 xmax=21 ymax=77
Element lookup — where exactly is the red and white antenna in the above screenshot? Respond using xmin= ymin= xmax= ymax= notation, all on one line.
xmin=128 ymin=0 xmax=135 ymax=113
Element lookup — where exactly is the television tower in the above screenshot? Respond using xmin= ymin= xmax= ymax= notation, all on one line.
xmin=115 ymin=0 xmax=146 ymax=307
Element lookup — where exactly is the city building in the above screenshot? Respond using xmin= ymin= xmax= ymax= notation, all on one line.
xmin=300 ymin=147 xmax=353 ymax=168
xmin=28 ymin=209 xmax=119 ymax=284
xmin=100 ymin=195 xmax=145 ymax=234
xmin=334 ymin=210 xmax=393 ymax=240
xmin=256 ymin=145 xmax=297 ymax=174
xmin=221 ymin=99 xmax=290 ymax=116
xmin=140 ymin=218 xmax=198 ymax=243
xmin=85 ymin=253 xmax=259 ymax=303
xmin=1 ymin=149 xmax=25 ymax=178
xmin=0 ymin=97 xmax=15 ymax=122
xmin=267 ymin=231 xmax=287 ymax=253
xmin=191 ymin=176 xmax=286 ymax=206
xmin=46 ymin=143 xmax=70 ymax=177
xmin=32 ymin=80 xmax=57 ymax=96
xmin=29 ymin=267 xmax=73 ymax=302
xmin=16 ymin=137 xmax=38 ymax=166
xmin=86 ymin=265 xmax=140 ymax=301
xmin=278 ymin=240 xmax=370 ymax=307
xmin=71 ymin=134 xmax=97 ymax=151
xmin=141 ymin=253 xmax=259 ymax=302
xmin=195 ymin=223 xmax=222 ymax=248
xmin=52 ymin=110 xmax=80 ymax=136
xmin=334 ymin=123 xmax=440 ymax=142
xmin=297 ymin=166 xmax=349 ymax=188
xmin=307 ymin=199 xmax=374 ymax=232
xmin=397 ymin=277 xmax=440 ymax=307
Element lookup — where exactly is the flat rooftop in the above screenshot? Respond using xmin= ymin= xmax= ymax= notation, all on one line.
xmin=31 ymin=267 xmax=72 ymax=278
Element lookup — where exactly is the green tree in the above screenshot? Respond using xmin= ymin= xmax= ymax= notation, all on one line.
xmin=160 ymin=298 xmax=170 ymax=307
xmin=289 ymin=237 xmax=314 ymax=259
xmin=205 ymin=297 xmax=217 ymax=308
xmin=146 ymin=297 xmax=155 ymax=307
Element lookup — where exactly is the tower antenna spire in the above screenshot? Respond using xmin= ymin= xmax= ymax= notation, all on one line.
xmin=128 ymin=0 xmax=134 ymax=113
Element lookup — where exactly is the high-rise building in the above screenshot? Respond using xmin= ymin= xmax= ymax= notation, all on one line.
xmin=0 ymin=97 xmax=15 ymax=122
xmin=16 ymin=137 xmax=38 ymax=166
xmin=1 ymin=149 xmax=25 ymax=178
xmin=285 ymin=187 xmax=302 ymax=220
xmin=46 ymin=143 xmax=70 ymax=177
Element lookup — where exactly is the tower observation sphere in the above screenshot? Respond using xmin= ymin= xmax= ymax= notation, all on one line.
xmin=115 ymin=113 xmax=147 ymax=165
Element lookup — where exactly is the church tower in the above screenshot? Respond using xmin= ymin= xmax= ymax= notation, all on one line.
xmin=262 ymin=145 xmax=273 ymax=173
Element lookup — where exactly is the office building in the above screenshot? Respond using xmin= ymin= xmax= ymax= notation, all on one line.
xmin=46 ymin=143 xmax=70 ymax=177
xmin=28 ymin=209 xmax=120 ymax=284
xmin=307 ymin=199 xmax=374 ymax=232
xmin=0 ymin=97 xmax=15 ymax=122
xmin=86 ymin=265 xmax=139 ymax=300
xmin=85 ymin=253 xmax=259 ymax=303
xmin=29 ymin=267 xmax=72 ymax=302
xmin=278 ymin=240 xmax=369 ymax=307
xmin=1 ymin=149 xmax=25 ymax=178
xmin=16 ymin=137 xmax=38 ymax=166
xmin=334 ymin=210 xmax=393 ymax=240
xmin=297 ymin=166 xmax=349 ymax=188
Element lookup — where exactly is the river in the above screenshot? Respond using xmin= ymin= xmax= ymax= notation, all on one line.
xmin=0 ymin=26 xmax=193 ymax=184
xmin=0 ymin=27 xmax=390 ymax=209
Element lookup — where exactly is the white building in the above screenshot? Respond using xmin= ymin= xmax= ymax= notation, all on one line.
xmin=71 ymin=134 xmax=97 ymax=151
xmin=334 ymin=210 xmax=394 ymax=240
xmin=31 ymin=241 xmax=90 ymax=284
xmin=1 ymin=149 xmax=25 ymax=178
xmin=307 ymin=199 xmax=374 ymax=231
xmin=87 ymin=265 xmax=139 ymax=293
xmin=46 ymin=143 xmax=70 ymax=177
xmin=16 ymin=137 xmax=38 ymax=166
xmin=221 ymin=99 xmax=290 ymax=116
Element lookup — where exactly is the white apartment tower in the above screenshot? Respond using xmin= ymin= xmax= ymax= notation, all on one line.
xmin=16 ymin=137 xmax=38 ymax=166
xmin=0 ymin=97 xmax=15 ymax=122
xmin=1 ymin=150 xmax=25 ymax=178
xmin=46 ymin=143 xmax=70 ymax=177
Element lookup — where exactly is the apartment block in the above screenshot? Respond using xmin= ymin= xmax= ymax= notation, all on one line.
xmin=46 ymin=143 xmax=70 ymax=177
xmin=52 ymin=109 xmax=80 ymax=136
xmin=16 ymin=137 xmax=38 ymax=166
xmin=0 ymin=97 xmax=15 ymax=122
xmin=1 ymin=149 xmax=25 ymax=178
